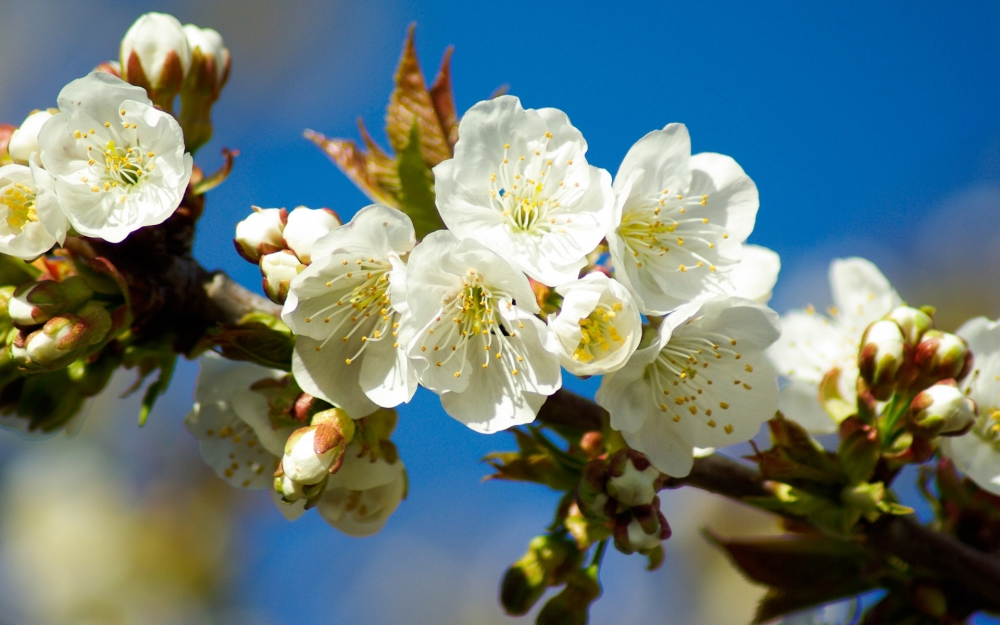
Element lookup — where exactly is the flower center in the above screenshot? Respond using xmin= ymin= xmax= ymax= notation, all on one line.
xmin=305 ymin=257 xmax=396 ymax=363
xmin=646 ymin=331 xmax=751 ymax=435
xmin=573 ymin=303 xmax=624 ymax=363
xmin=488 ymin=135 xmax=576 ymax=236
xmin=974 ymin=407 xmax=1000 ymax=446
xmin=417 ymin=268 xmax=527 ymax=378
xmin=73 ymin=124 xmax=157 ymax=204
xmin=619 ymin=191 xmax=726 ymax=275
xmin=0 ymin=181 xmax=38 ymax=234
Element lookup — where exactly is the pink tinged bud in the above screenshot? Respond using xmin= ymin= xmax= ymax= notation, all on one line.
xmin=913 ymin=331 xmax=970 ymax=385
xmin=9 ymin=281 xmax=69 ymax=326
xmin=120 ymin=13 xmax=192 ymax=89
xmin=182 ymin=25 xmax=230 ymax=93
xmin=858 ymin=320 xmax=905 ymax=400
xmin=235 ymin=207 xmax=287 ymax=263
xmin=606 ymin=456 xmax=660 ymax=507
xmin=260 ymin=250 xmax=303 ymax=304
xmin=282 ymin=206 xmax=342 ymax=264
xmin=280 ymin=408 xmax=355 ymax=484
xmin=908 ymin=381 xmax=977 ymax=437
xmin=886 ymin=306 xmax=934 ymax=346
xmin=8 ymin=109 xmax=55 ymax=165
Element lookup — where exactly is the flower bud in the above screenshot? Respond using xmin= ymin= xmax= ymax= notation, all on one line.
xmin=575 ymin=460 xmax=611 ymax=520
xmin=260 ymin=250 xmax=303 ymax=304
xmin=913 ymin=330 xmax=971 ymax=386
xmin=606 ymin=450 xmax=661 ymax=507
xmin=500 ymin=534 xmax=581 ymax=616
xmin=858 ymin=320 xmax=905 ymax=400
xmin=280 ymin=408 xmax=355 ymax=485
xmin=273 ymin=470 xmax=326 ymax=504
xmin=235 ymin=207 xmax=286 ymax=263
xmin=613 ymin=502 xmax=670 ymax=555
xmin=886 ymin=306 xmax=933 ymax=346
xmin=120 ymin=12 xmax=191 ymax=110
xmin=7 ymin=109 xmax=56 ymax=164
xmin=282 ymin=206 xmax=341 ymax=264
xmin=13 ymin=314 xmax=90 ymax=370
xmin=177 ymin=24 xmax=231 ymax=153
xmin=9 ymin=277 xmax=94 ymax=328
xmin=908 ymin=381 xmax=977 ymax=437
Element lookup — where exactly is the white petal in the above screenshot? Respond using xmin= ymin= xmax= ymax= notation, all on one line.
xmin=311 ymin=204 xmax=415 ymax=260
xmin=767 ymin=310 xmax=854 ymax=384
xmin=622 ymin=418 xmax=695 ymax=478
xmin=942 ymin=434 xmax=1000 ymax=497
xmin=829 ymin=258 xmax=901 ymax=339
xmin=777 ymin=379 xmax=838 ymax=434
xmin=687 ymin=152 xmax=759 ymax=245
xmin=613 ymin=123 xmax=691 ymax=197
xmin=56 ymin=72 xmax=151 ymax=124
xmin=292 ymin=336 xmax=379 ymax=419
xmin=731 ymin=244 xmax=780 ymax=303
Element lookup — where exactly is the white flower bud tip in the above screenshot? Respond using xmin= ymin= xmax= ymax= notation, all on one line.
xmin=261 ymin=250 xmax=304 ymax=304
xmin=120 ymin=12 xmax=191 ymax=92
xmin=607 ymin=456 xmax=660 ymax=507
xmin=886 ymin=306 xmax=934 ymax=346
xmin=8 ymin=109 xmax=55 ymax=164
xmin=182 ymin=24 xmax=230 ymax=85
xmin=909 ymin=382 xmax=977 ymax=437
xmin=858 ymin=319 xmax=905 ymax=398
xmin=235 ymin=207 xmax=286 ymax=263
xmin=282 ymin=206 xmax=342 ymax=264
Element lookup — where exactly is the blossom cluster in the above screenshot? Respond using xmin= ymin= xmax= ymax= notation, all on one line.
xmin=237 ymin=96 xmax=784 ymax=480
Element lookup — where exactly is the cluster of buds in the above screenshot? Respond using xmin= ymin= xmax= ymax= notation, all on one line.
xmin=3 ymin=277 xmax=116 ymax=372
xmin=274 ymin=407 xmax=355 ymax=506
xmin=575 ymin=447 xmax=671 ymax=561
xmin=118 ymin=12 xmax=230 ymax=151
xmin=499 ymin=533 xmax=586 ymax=617
xmin=233 ymin=206 xmax=341 ymax=303
xmin=859 ymin=306 xmax=971 ymax=400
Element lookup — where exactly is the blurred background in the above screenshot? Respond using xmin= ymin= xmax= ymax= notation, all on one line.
xmin=1 ymin=1 xmax=999 ymax=623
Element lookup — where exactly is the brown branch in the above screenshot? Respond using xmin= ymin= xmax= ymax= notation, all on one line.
xmin=535 ymin=390 xmax=1000 ymax=609
xmin=201 ymin=271 xmax=280 ymax=322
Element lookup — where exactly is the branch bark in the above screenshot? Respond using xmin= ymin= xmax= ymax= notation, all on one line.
xmin=535 ymin=390 xmax=1000 ymax=609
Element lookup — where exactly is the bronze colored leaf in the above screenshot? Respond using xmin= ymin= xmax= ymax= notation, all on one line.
xmin=429 ymin=45 xmax=459 ymax=148
xmin=304 ymin=129 xmax=397 ymax=207
xmin=385 ymin=24 xmax=451 ymax=168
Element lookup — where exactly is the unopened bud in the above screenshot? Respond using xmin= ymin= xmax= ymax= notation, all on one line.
xmin=858 ymin=320 xmax=905 ymax=400
xmin=280 ymin=408 xmax=355 ymax=485
xmin=235 ymin=207 xmax=286 ymax=263
xmin=536 ymin=565 xmax=601 ymax=625
xmin=613 ymin=503 xmax=670 ymax=555
xmin=500 ymin=534 xmax=580 ymax=616
xmin=274 ymin=469 xmax=326 ymax=503
xmin=13 ymin=313 xmax=89 ymax=370
xmin=261 ymin=250 xmax=303 ymax=304
xmin=886 ymin=306 xmax=933 ymax=346
xmin=9 ymin=281 xmax=68 ymax=326
xmin=576 ymin=460 xmax=611 ymax=520
xmin=908 ymin=381 xmax=977 ymax=437
xmin=606 ymin=450 xmax=661 ymax=507
xmin=8 ymin=109 xmax=56 ymax=164
xmin=840 ymin=481 xmax=886 ymax=515
xmin=913 ymin=330 xmax=971 ymax=386
xmin=120 ymin=13 xmax=191 ymax=110
xmin=283 ymin=206 xmax=342 ymax=264
xmin=177 ymin=24 xmax=231 ymax=152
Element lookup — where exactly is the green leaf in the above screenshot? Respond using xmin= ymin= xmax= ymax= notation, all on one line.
xmin=397 ymin=122 xmax=445 ymax=239
xmin=213 ymin=314 xmax=294 ymax=371
xmin=138 ymin=353 xmax=176 ymax=427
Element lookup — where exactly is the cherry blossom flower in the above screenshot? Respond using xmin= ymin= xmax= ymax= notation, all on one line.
xmin=284 ymin=205 xmax=416 ymax=418
xmin=0 ymin=160 xmax=66 ymax=260
xmin=404 ymin=230 xmax=561 ymax=432
xmin=316 ymin=450 xmax=407 ymax=537
xmin=546 ymin=272 xmax=641 ymax=377
xmin=607 ymin=123 xmax=759 ymax=314
xmin=766 ymin=257 xmax=901 ymax=433
xmin=38 ymin=72 xmax=192 ymax=243
xmin=596 ymin=296 xmax=780 ymax=477
xmin=183 ymin=353 xmax=294 ymax=490
xmin=433 ymin=95 xmax=614 ymax=287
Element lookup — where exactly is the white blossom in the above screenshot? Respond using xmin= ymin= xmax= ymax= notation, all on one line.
xmin=284 ymin=205 xmax=416 ymax=418
xmin=941 ymin=317 xmax=1000 ymax=495
xmin=260 ymin=250 xmax=303 ymax=303
xmin=404 ymin=230 xmax=561 ymax=433
xmin=547 ymin=273 xmax=641 ymax=376
xmin=316 ymin=450 xmax=406 ymax=537
xmin=596 ymin=296 xmax=780 ymax=477
xmin=731 ymin=244 xmax=781 ymax=304
xmin=282 ymin=205 xmax=341 ymax=264
xmin=0 ymin=160 xmax=67 ymax=260
xmin=38 ymin=72 xmax=193 ymax=243
xmin=607 ymin=123 xmax=760 ymax=314
xmin=183 ymin=352 xmax=294 ymax=490
xmin=8 ymin=109 xmax=55 ymax=164
xmin=120 ymin=13 xmax=191 ymax=89
xmin=766 ymin=257 xmax=901 ymax=433
xmin=433 ymin=95 xmax=614 ymax=287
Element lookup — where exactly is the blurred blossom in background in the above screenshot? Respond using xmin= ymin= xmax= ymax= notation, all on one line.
xmin=1 ymin=0 xmax=999 ymax=623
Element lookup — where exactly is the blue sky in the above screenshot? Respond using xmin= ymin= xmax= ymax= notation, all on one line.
xmin=2 ymin=1 xmax=1000 ymax=623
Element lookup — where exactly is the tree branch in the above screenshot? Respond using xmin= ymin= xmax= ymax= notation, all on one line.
xmin=535 ymin=390 xmax=1000 ymax=609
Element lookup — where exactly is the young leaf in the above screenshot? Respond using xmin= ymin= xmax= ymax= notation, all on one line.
xmin=397 ymin=122 xmax=445 ymax=239
xmin=429 ymin=45 xmax=459 ymax=148
xmin=385 ymin=24 xmax=452 ymax=168
xmin=304 ymin=129 xmax=398 ymax=206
